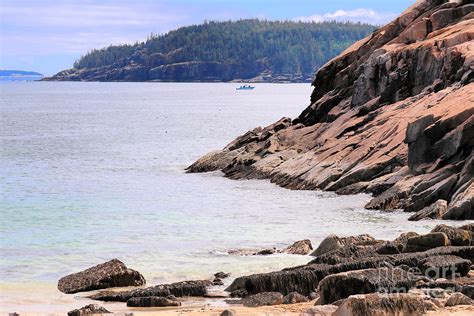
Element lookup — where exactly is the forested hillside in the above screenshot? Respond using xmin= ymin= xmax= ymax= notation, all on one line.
xmin=48 ymin=20 xmax=376 ymax=82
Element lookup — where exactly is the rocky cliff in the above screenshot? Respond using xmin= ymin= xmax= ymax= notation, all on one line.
xmin=188 ymin=0 xmax=474 ymax=220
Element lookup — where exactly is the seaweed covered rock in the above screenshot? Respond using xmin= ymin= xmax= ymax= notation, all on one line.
xmin=90 ymin=280 xmax=211 ymax=302
xmin=418 ymin=255 xmax=471 ymax=279
xmin=58 ymin=259 xmax=145 ymax=294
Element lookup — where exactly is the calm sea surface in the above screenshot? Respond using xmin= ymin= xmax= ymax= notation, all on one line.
xmin=0 ymin=82 xmax=460 ymax=313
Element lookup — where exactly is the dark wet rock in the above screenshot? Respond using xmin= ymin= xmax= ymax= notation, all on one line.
xmin=419 ymin=255 xmax=471 ymax=279
xmin=376 ymin=242 xmax=401 ymax=255
xmin=214 ymin=272 xmax=230 ymax=279
xmin=317 ymin=268 xmax=415 ymax=304
xmin=392 ymin=232 xmax=420 ymax=252
xmin=333 ymin=293 xmax=438 ymax=315
xmin=256 ymin=248 xmax=277 ymax=256
xmin=58 ymin=259 xmax=145 ymax=294
xmin=308 ymin=292 xmax=319 ymax=300
xmin=226 ymin=246 xmax=474 ymax=297
xmin=226 ymin=264 xmax=332 ymax=296
xmin=67 ymin=304 xmax=110 ymax=316
xmin=408 ymin=199 xmax=448 ymax=221
xmin=431 ymin=224 xmax=472 ymax=246
xmin=311 ymin=235 xmax=344 ymax=257
xmin=212 ymin=278 xmax=224 ymax=286
xmin=283 ymin=239 xmax=313 ymax=255
xmin=445 ymin=292 xmax=472 ymax=306
xmin=89 ymin=280 xmax=212 ymax=302
xmin=282 ymin=292 xmax=308 ymax=304
xmin=230 ymin=289 xmax=248 ymax=298
xmin=404 ymin=233 xmax=450 ymax=252
xmin=126 ymin=296 xmax=181 ymax=307
xmin=310 ymin=244 xmax=380 ymax=265
xmin=310 ymin=234 xmax=375 ymax=257
xmin=242 ymin=292 xmax=284 ymax=307
xmin=460 ymin=223 xmax=474 ymax=233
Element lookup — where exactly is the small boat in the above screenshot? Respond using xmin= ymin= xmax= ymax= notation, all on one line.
xmin=236 ymin=85 xmax=255 ymax=90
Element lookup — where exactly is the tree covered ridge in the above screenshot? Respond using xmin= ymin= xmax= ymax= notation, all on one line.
xmin=73 ymin=19 xmax=376 ymax=80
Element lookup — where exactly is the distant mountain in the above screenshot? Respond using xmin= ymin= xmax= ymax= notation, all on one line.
xmin=45 ymin=19 xmax=376 ymax=83
xmin=0 ymin=70 xmax=44 ymax=81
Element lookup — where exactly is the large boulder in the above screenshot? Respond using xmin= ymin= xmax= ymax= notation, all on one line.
xmin=283 ymin=239 xmax=313 ymax=255
xmin=404 ymin=233 xmax=450 ymax=252
xmin=431 ymin=224 xmax=472 ymax=246
xmin=317 ymin=268 xmax=415 ymax=304
xmin=241 ymin=292 xmax=284 ymax=307
xmin=67 ymin=304 xmax=110 ymax=316
xmin=89 ymin=280 xmax=211 ymax=302
xmin=333 ymin=293 xmax=438 ymax=315
xmin=58 ymin=259 xmax=145 ymax=294
xmin=126 ymin=296 xmax=181 ymax=307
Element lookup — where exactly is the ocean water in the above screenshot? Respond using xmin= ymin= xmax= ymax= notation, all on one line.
xmin=0 ymin=82 xmax=463 ymax=313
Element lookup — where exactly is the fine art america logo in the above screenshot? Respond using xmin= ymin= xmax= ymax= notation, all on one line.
xmin=376 ymin=261 xmax=460 ymax=297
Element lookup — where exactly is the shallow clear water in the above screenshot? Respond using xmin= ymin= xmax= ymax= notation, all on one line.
xmin=0 ymin=82 xmax=466 ymax=313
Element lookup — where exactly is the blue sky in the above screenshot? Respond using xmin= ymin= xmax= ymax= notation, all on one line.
xmin=0 ymin=0 xmax=415 ymax=75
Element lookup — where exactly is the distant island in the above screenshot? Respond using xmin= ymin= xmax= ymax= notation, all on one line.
xmin=45 ymin=20 xmax=376 ymax=83
xmin=0 ymin=70 xmax=44 ymax=81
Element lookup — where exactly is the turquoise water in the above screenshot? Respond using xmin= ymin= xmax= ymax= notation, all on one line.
xmin=0 ymin=82 xmax=453 ymax=312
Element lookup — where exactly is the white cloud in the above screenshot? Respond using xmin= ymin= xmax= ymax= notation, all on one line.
xmin=295 ymin=8 xmax=397 ymax=25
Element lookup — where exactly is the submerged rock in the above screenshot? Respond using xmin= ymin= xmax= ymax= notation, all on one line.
xmin=214 ymin=272 xmax=230 ymax=279
xmin=241 ymin=292 xmax=284 ymax=307
xmin=58 ymin=259 xmax=145 ymax=294
xmin=67 ymin=304 xmax=110 ymax=316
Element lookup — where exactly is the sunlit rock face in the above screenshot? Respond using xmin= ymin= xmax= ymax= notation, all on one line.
xmin=188 ymin=0 xmax=474 ymax=220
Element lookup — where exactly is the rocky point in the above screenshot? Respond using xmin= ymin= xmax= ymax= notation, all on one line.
xmin=187 ymin=0 xmax=474 ymax=221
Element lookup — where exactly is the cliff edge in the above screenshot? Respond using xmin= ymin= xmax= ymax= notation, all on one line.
xmin=188 ymin=0 xmax=474 ymax=221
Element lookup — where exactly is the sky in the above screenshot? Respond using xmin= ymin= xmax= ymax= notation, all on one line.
xmin=0 ymin=0 xmax=415 ymax=75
